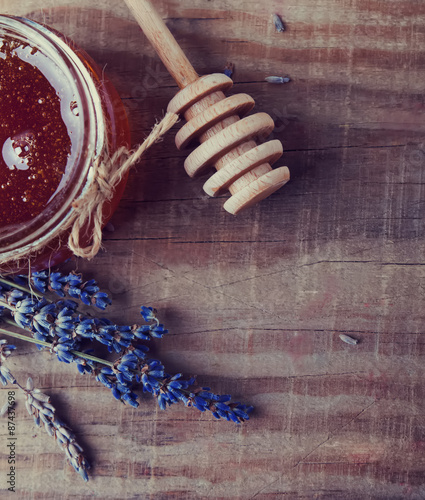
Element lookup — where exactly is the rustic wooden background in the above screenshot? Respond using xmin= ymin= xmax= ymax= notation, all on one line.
xmin=1 ymin=0 xmax=425 ymax=498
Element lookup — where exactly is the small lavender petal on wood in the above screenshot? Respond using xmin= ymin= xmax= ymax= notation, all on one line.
xmin=265 ymin=76 xmax=291 ymax=84
xmin=224 ymin=62 xmax=234 ymax=78
xmin=339 ymin=334 xmax=359 ymax=345
xmin=272 ymin=13 xmax=285 ymax=32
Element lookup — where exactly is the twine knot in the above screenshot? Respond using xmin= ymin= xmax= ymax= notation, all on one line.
xmin=68 ymin=111 xmax=179 ymax=259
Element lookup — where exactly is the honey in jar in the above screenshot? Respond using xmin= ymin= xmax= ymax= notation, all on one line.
xmin=0 ymin=37 xmax=72 ymax=227
xmin=0 ymin=16 xmax=130 ymax=272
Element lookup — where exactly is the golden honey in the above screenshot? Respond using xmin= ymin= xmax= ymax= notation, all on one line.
xmin=0 ymin=37 xmax=71 ymax=226
xmin=0 ymin=16 xmax=130 ymax=271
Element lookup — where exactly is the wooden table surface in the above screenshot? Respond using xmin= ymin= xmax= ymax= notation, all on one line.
xmin=1 ymin=0 xmax=425 ymax=498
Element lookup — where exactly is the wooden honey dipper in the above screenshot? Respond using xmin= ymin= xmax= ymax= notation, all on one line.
xmin=124 ymin=0 xmax=290 ymax=214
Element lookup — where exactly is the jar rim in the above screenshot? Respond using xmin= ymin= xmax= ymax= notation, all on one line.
xmin=0 ymin=15 xmax=105 ymax=258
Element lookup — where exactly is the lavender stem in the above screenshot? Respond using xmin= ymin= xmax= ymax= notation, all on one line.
xmin=0 ymin=325 xmax=114 ymax=368
xmin=0 ymin=276 xmax=42 ymax=299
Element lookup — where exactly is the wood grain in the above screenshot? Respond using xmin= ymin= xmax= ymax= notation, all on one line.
xmin=1 ymin=0 xmax=425 ymax=498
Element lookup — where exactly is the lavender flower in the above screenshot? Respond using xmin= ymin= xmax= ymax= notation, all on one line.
xmin=224 ymin=61 xmax=234 ymax=78
xmin=140 ymin=306 xmax=157 ymax=322
xmin=0 ymin=339 xmax=16 ymax=385
xmin=2 ymin=294 xmax=166 ymax=363
xmin=13 ymin=271 xmax=112 ymax=310
xmin=0 ymin=341 xmax=89 ymax=480
xmin=23 ymin=377 xmax=90 ymax=481
xmin=0 ymin=339 xmax=16 ymax=361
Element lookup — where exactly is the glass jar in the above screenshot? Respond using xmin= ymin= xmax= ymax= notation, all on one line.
xmin=0 ymin=15 xmax=130 ymax=273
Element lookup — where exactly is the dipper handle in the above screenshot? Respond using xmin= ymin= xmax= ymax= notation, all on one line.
xmin=124 ymin=0 xmax=198 ymax=88
xmin=124 ymin=0 xmax=290 ymax=214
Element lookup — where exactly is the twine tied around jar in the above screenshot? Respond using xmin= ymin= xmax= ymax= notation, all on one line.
xmin=0 ymin=111 xmax=179 ymax=268
xmin=68 ymin=111 xmax=179 ymax=259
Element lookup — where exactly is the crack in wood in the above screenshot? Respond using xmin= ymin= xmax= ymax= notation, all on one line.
xmin=300 ymin=260 xmax=425 ymax=267
xmin=248 ymin=400 xmax=377 ymax=499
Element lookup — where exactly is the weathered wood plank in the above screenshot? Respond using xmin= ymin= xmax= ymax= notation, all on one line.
xmin=1 ymin=0 xmax=425 ymax=498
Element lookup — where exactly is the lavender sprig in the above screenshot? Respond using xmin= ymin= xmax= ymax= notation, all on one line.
xmin=0 ymin=341 xmax=89 ymax=481
xmin=0 ymin=328 xmax=253 ymax=423
xmin=0 ymin=270 xmax=253 ymax=423
xmin=23 ymin=377 xmax=90 ymax=481
xmin=5 ymin=270 xmax=111 ymax=310
xmin=92 ymin=353 xmax=253 ymax=422
xmin=0 ymin=285 xmax=167 ymax=357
